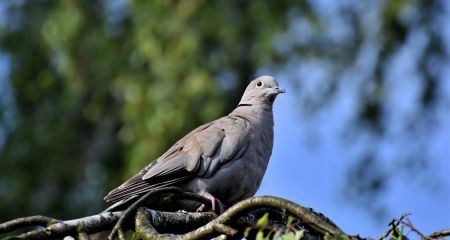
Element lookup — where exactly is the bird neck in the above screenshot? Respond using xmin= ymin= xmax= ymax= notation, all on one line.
xmin=229 ymin=103 xmax=274 ymax=126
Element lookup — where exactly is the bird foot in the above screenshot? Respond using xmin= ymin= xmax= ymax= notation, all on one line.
xmin=196 ymin=192 xmax=225 ymax=213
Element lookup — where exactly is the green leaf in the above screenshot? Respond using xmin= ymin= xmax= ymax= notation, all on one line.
xmin=256 ymin=213 xmax=270 ymax=229
xmin=287 ymin=215 xmax=294 ymax=226
xmin=244 ymin=227 xmax=251 ymax=238
xmin=294 ymin=229 xmax=304 ymax=240
xmin=273 ymin=231 xmax=281 ymax=240
xmin=256 ymin=230 xmax=265 ymax=240
xmin=324 ymin=233 xmax=333 ymax=240
xmin=334 ymin=234 xmax=350 ymax=240
xmin=280 ymin=232 xmax=295 ymax=240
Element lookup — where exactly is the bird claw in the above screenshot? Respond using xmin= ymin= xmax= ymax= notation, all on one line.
xmin=196 ymin=192 xmax=225 ymax=214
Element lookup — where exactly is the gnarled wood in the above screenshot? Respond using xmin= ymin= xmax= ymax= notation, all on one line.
xmin=0 ymin=188 xmax=355 ymax=240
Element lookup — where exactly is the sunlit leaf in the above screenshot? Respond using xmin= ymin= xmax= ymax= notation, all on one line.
xmin=256 ymin=213 xmax=270 ymax=229
xmin=256 ymin=230 xmax=265 ymax=240
xmin=334 ymin=234 xmax=350 ymax=240
xmin=280 ymin=232 xmax=295 ymax=240
xmin=244 ymin=227 xmax=251 ymax=238
xmin=273 ymin=231 xmax=281 ymax=240
xmin=324 ymin=233 xmax=333 ymax=240
xmin=294 ymin=229 xmax=304 ymax=240
xmin=287 ymin=215 xmax=294 ymax=227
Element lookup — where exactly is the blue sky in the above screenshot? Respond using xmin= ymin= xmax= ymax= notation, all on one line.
xmin=257 ymin=78 xmax=450 ymax=238
xmin=255 ymin=1 xmax=450 ymax=238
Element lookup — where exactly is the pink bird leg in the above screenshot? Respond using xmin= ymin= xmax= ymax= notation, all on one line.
xmin=196 ymin=192 xmax=225 ymax=213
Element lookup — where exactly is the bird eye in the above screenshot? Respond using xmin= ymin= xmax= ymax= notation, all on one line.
xmin=256 ymin=81 xmax=263 ymax=87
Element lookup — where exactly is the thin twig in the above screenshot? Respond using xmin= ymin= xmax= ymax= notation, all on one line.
xmin=379 ymin=214 xmax=408 ymax=240
xmin=117 ymin=228 xmax=126 ymax=240
xmin=378 ymin=213 xmax=450 ymax=240
xmin=400 ymin=214 xmax=431 ymax=240
xmin=429 ymin=229 xmax=450 ymax=239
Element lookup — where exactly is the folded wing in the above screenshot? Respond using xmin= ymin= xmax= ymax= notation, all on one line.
xmin=104 ymin=116 xmax=249 ymax=203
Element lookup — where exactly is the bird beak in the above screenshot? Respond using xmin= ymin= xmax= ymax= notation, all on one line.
xmin=275 ymin=87 xmax=286 ymax=94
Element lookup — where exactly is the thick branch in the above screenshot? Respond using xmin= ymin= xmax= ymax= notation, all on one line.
xmin=217 ymin=196 xmax=345 ymax=236
xmin=108 ymin=187 xmax=213 ymax=240
xmin=139 ymin=208 xmax=217 ymax=234
xmin=2 ymin=211 xmax=122 ymax=240
xmin=1 ymin=189 xmax=354 ymax=240
xmin=135 ymin=208 xmax=237 ymax=240
xmin=0 ymin=216 xmax=60 ymax=234
xmin=134 ymin=196 xmax=349 ymax=240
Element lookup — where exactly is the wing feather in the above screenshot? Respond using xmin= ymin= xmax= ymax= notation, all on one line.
xmin=104 ymin=116 xmax=249 ymax=205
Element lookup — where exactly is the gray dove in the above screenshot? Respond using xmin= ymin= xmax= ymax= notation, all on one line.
xmin=104 ymin=76 xmax=285 ymax=212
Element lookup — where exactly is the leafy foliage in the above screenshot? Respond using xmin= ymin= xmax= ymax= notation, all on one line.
xmin=0 ymin=0 xmax=305 ymax=219
xmin=244 ymin=214 xmax=305 ymax=240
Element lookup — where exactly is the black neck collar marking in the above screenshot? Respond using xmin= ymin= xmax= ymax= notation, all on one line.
xmin=237 ymin=103 xmax=253 ymax=107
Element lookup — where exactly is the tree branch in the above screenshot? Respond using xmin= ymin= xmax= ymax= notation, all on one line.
xmin=133 ymin=196 xmax=351 ymax=240
xmin=378 ymin=213 xmax=450 ymax=240
xmin=0 ymin=216 xmax=60 ymax=234
xmin=1 ymin=211 xmax=122 ymax=240
xmin=0 ymin=188 xmax=356 ymax=240
xmin=429 ymin=229 xmax=450 ymax=239
xmin=108 ymin=187 xmax=212 ymax=240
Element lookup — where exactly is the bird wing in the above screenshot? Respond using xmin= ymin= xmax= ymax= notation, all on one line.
xmin=104 ymin=116 xmax=249 ymax=203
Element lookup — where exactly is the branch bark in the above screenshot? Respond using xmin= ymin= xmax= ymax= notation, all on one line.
xmin=1 ymin=211 xmax=122 ymax=240
xmin=134 ymin=196 xmax=349 ymax=240
xmin=0 ymin=216 xmax=60 ymax=234
xmin=0 ymin=188 xmax=356 ymax=240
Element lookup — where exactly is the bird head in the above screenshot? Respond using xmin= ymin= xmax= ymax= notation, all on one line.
xmin=238 ymin=76 xmax=285 ymax=107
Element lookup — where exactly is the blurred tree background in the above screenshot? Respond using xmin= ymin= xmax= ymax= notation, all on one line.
xmin=0 ymin=0 xmax=303 ymax=219
xmin=0 ymin=0 xmax=448 ymax=234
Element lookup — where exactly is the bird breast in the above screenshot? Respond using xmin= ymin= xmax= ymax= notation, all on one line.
xmin=184 ymin=107 xmax=275 ymax=205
